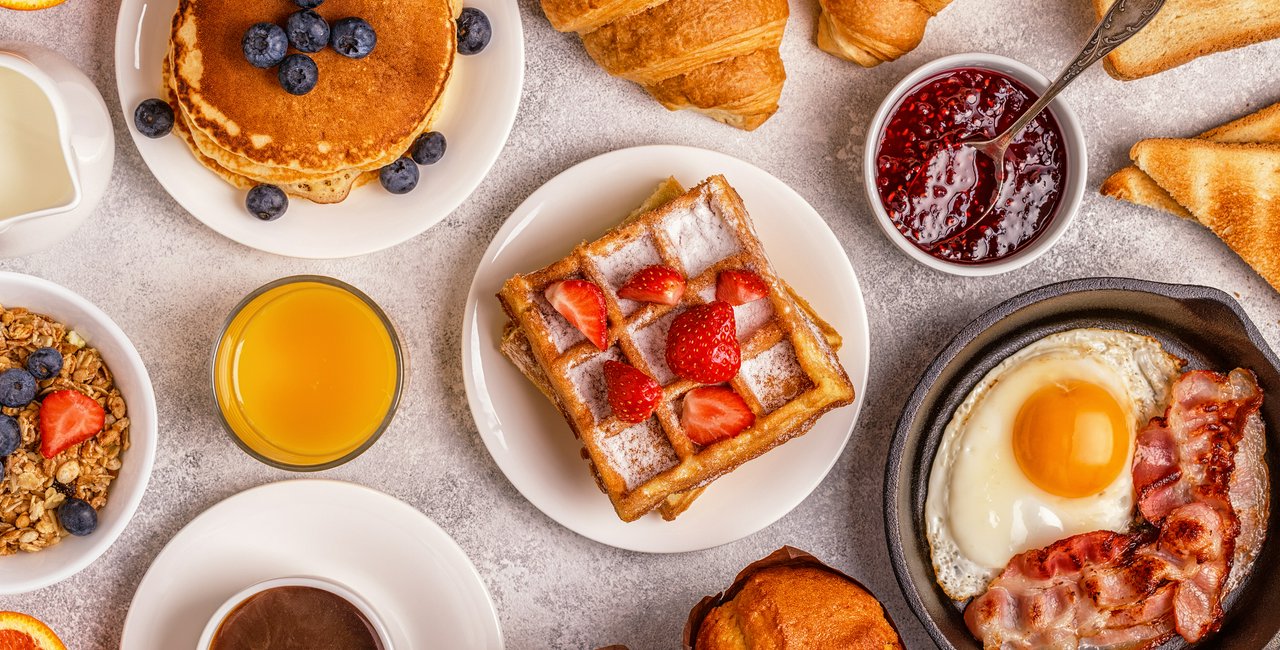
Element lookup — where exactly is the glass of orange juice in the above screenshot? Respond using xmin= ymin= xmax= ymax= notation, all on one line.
xmin=212 ymin=276 xmax=404 ymax=470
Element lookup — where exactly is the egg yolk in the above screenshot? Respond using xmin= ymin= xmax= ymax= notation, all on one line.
xmin=1012 ymin=380 xmax=1131 ymax=498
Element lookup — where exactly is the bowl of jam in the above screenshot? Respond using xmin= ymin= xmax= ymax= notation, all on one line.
xmin=864 ymin=53 xmax=1086 ymax=276
xmin=198 ymin=576 xmax=393 ymax=650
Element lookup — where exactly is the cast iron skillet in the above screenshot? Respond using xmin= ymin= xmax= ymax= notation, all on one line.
xmin=885 ymin=277 xmax=1280 ymax=649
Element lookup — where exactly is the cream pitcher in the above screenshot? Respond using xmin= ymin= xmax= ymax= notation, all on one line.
xmin=0 ymin=41 xmax=114 ymax=258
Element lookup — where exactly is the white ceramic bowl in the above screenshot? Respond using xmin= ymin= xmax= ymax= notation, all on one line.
xmin=862 ymin=53 xmax=1087 ymax=277
xmin=0 ymin=272 xmax=157 ymax=594
xmin=197 ymin=576 xmax=394 ymax=650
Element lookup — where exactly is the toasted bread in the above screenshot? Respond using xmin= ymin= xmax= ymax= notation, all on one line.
xmin=1131 ymin=139 xmax=1280 ymax=292
xmin=1101 ymin=102 xmax=1280 ymax=218
xmin=1092 ymin=0 xmax=1280 ymax=81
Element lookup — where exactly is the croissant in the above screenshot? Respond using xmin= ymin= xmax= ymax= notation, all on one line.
xmin=815 ymin=0 xmax=952 ymax=67
xmin=540 ymin=0 xmax=789 ymax=131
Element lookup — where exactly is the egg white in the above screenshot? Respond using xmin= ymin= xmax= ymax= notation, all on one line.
xmin=925 ymin=329 xmax=1184 ymax=600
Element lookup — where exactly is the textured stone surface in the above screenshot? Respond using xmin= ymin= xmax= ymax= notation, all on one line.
xmin=2 ymin=1 xmax=1279 ymax=648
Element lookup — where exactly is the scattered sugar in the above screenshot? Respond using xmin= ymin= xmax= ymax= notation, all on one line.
xmin=659 ymin=198 xmax=741 ymax=277
xmin=568 ymin=347 xmax=622 ymax=422
xmin=590 ymin=237 xmax=664 ymax=316
xmin=598 ymin=419 xmax=679 ymax=491
xmin=536 ymin=291 xmax=585 ymax=354
xmin=632 ymin=310 xmax=678 ymax=385
xmin=741 ymin=339 xmax=809 ymax=412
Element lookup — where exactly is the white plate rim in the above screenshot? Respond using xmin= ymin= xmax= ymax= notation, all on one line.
xmin=461 ymin=144 xmax=872 ymax=553
xmin=119 ymin=479 xmax=504 ymax=648
xmin=112 ymin=0 xmax=524 ymax=259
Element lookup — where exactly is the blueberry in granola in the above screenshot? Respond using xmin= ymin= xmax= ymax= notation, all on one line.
xmin=26 ymin=347 xmax=63 ymax=381
xmin=0 ymin=414 xmax=18 ymax=456
xmin=0 ymin=368 xmax=37 ymax=408
xmin=57 ymin=498 xmax=98 ymax=537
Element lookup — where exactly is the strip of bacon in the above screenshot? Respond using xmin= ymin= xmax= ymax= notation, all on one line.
xmin=965 ymin=369 xmax=1264 ymax=649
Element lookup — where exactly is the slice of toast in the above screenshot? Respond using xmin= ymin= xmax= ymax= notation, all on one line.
xmin=1101 ymin=102 xmax=1280 ymax=218
xmin=1131 ymin=139 xmax=1280 ymax=292
xmin=1091 ymin=0 xmax=1280 ymax=81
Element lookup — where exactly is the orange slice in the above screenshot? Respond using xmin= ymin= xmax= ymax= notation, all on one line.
xmin=0 ymin=0 xmax=68 ymax=9
xmin=0 ymin=612 xmax=66 ymax=650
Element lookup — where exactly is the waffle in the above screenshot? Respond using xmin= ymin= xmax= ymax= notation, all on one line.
xmin=497 ymin=175 xmax=855 ymax=522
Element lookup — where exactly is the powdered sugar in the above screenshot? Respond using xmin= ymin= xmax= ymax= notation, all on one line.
xmin=568 ymin=347 xmax=622 ymax=421
xmin=590 ymin=236 xmax=664 ymax=316
xmin=632 ymin=310 xmax=678 ymax=385
xmin=741 ymin=339 xmax=810 ymax=412
xmin=659 ymin=198 xmax=741 ymax=277
xmin=598 ymin=419 xmax=679 ymax=491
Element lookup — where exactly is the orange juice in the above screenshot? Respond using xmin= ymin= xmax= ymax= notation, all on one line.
xmin=213 ymin=278 xmax=401 ymax=469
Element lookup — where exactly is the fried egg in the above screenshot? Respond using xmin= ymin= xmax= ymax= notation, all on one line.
xmin=925 ymin=329 xmax=1185 ymax=600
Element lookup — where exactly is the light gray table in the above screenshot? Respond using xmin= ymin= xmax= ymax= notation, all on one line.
xmin=2 ymin=1 xmax=1278 ymax=648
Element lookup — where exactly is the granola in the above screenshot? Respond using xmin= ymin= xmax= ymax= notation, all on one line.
xmin=0 ymin=305 xmax=129 ymax=554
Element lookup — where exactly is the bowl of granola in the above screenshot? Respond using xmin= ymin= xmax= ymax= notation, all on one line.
xmin=0 ymin=272 xmax=157 ymax=594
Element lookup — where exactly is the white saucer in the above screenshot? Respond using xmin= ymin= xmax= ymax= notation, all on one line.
xmin=120 ymin=480 xmax=503 ymax=648
xmin=461 ymin=145 xmax=871 ymax=553
xmin=113 ymin=0 xmax=523 ymax=259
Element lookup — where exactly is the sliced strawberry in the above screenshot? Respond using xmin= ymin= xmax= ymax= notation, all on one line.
xmin=545 ymin=279 xmax=608 ymax=350
xmin=38 ymin=390 xmax=106 ymax=459
xmin=716 ymin=269 xmax=769 ymax=306
xmin=618 ymin=265 xmax=685 ymax=305
xmin=681 ymin=386 xmax=755 ymax=445
xmin=665 ymin=301 xmax=740 ymax=383
xmin=603 ymin=361 xmax=662 ymax=423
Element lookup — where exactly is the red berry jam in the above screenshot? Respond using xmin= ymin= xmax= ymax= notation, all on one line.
xmin=875 ymin=67 xmax=1067 ymax=264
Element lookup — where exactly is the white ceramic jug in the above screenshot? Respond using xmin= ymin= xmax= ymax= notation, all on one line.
xmin=0 ymin=42 xmax=114 ymax=258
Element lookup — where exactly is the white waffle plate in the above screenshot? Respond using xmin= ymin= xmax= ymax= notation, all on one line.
xmin=462 ymin=145 xmax=871 ymax=553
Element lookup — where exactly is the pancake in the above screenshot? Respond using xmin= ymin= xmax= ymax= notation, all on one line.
xmin=168 ymin=0 xmax=456 ymax=179
xmin=163 ymin=53 xmax=379 ymax=203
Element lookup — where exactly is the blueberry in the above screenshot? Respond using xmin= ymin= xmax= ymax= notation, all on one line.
xmin=242 ymin=22 xmax=288 ymax=69
xmin=0 ymin=369 xmax=36 ymax=408
xmin=0 ymin=414 xmax=19 ymax=457
xmin=294 ymin=0 xmax=323 ymax=7
xmin=286 ymin=9 xmax=330 ymax=53
xmin=379 ymin=158 xmax=419 ymax=194
xmin=26 ymin=347 xmax=63 ymax=381
xmin=278 ymin=54 xmax=319 ymax=95
xmin=456 ymin=8 xmax=492 ymax=55
xmin=246 ymin=185 xmax=288 ymax=221
xmin=133 ymin=98 xmax=174 ymax=138
xmin=330 ymin=17 xmax=376 ymax=59
xmin=409 ymin=131 xmax=446 ymax=165
xmin=57 ymin=498 xmax=98 ymax=536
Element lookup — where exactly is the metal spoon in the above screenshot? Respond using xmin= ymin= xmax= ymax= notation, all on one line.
xmin=929 ymin=0 xmax=1166 ymax=239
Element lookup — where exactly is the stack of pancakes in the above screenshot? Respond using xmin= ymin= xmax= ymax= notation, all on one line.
xmin=164 ymin=0 xmax=459 ymax=203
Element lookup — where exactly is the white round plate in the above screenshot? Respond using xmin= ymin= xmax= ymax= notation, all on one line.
xmin=114 ymin=0 xmax=523 ymax=258
xmin=462 ymin=145 xmax=871 ymax=553
xmin=120 ymin=480 xmax=503 ymax=649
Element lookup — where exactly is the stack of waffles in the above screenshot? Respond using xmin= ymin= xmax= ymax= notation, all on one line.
xmin=498 ymin=176 xmax=855 ymax=522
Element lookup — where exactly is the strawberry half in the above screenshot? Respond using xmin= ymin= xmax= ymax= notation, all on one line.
xmin=681 ymin=386 xmax=755 ymax=445
xmin=716 ymin=269 xmax=769 ymax=306
xmin=545 ymin=279 xmax=608 ymax=350
xmin=38 ymin=390 xmax=106 ymax=459
xmin=603 ymin=361 xmax=661 ymax=423
xmin=618 ymin=265 xmax=685 ymax=305
xmin=665 ymin=301 xmax=740 ymax=383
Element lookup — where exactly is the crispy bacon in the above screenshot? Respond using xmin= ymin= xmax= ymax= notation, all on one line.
xmin=965 ymin=369 xmax=1264 ymax=649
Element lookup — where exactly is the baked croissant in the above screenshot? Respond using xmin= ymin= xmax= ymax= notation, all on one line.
xmin=540 ymin=0 xmax=789 ymax=131
xmin=816 ymin=0 xmax=953 ymax=67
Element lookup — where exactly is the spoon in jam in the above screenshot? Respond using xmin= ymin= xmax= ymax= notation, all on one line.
xmin=914 ymin=0 xmax=1167 ymax=243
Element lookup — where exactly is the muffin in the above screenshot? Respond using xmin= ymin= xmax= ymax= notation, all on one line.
xmin=687 ymin=548 xmax=902 ymax=649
